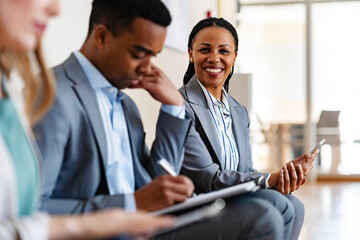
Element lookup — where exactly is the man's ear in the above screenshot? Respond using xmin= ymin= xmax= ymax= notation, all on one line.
xmin=93 ymin=25 xmax=110 ymax=50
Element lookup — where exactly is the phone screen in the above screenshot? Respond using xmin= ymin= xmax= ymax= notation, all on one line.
xmin=310 ymin=139 xmax=326 ymax=154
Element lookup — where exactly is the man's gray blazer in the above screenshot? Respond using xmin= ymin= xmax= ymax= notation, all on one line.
xmin=179 ymin=76 xmax=269 ymax=193
xmin=34 ymin=53 xmax=191 ymax=214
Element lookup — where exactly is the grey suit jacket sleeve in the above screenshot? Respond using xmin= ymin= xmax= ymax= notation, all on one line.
xmin=147 ymin=110 xmax=191 ymax=176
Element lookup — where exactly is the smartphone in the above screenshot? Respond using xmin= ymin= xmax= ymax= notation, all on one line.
xmin=309 ymin=139 xmax=326 ymax=154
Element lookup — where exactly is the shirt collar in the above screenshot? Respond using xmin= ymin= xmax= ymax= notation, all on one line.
xmin=73 ymin=51 xmax=112 ymax=91
xmin=73 ymin=51 xmax=125 ymax=101
xmin=197 ymin=79 xmax=230 ymax=112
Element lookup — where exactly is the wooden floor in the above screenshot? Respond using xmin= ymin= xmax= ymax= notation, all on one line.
xmin=294 ymin=181 xmax=360 ymax=240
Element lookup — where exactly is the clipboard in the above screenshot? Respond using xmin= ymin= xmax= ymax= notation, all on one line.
xmin=151 ymin=199 xmax=226 ymax=237
xmin=150 ymin=179 xmax=260 ymax=216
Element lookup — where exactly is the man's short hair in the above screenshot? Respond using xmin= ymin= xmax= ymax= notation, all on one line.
xmin=88 ymin=0 xmax=172 ymax=37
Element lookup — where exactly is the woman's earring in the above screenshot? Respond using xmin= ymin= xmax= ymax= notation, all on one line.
xmin=190 ymin=58 xmax=193 ymax=63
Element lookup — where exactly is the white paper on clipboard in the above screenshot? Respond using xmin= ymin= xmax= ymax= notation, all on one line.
xmin=150 ymin=180 xmax=259 ymax=216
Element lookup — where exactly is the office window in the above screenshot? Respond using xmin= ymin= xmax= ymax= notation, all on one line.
xmin=239 ymin=0 xmax=304 ymax=5
xmin=313 ymin=2 xmax=360 ymax=174
xmin=237 ymin=5 xmax=306 ymax=124
xmin=235 ymin=5 xmax=306 ymax=171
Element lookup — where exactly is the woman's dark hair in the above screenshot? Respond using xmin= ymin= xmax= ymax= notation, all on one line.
xmin=183 ymin=17 xmax=238 ymax=92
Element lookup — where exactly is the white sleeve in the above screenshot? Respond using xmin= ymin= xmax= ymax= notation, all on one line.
xmin=0 ymin=135 xmax=50 ymax=240
xmin=0 ymin=212 xmax=50 ymax=240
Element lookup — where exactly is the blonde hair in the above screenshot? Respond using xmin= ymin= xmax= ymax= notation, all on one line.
xmin=0 ymin=41 xmax=55 ymax=126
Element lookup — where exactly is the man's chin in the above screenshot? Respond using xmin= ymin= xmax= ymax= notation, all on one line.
xmin=129 ymin=79 xmax=140 ymax=86
xmin=112 ymin=78 xmax=141 ymax=89
xmin=127 ymin=79 xmax=141 ymax=88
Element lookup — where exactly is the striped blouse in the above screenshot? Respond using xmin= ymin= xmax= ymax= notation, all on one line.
xmin=198 ymin=80 xmax=239 ymax=171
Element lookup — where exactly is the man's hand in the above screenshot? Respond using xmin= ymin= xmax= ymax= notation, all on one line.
xmin=134 ymin=175 xmax=194 ymax=211
xmin=130 ymin=64 xmax=183 ymax=106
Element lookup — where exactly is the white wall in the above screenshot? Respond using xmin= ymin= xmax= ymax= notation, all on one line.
xmin=43 ymin=0 xmax=92 ymax=67
xmin=43 ymin=0 xmax=219 ymax=145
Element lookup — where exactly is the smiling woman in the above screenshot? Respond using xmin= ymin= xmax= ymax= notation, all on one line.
xmin=188 ymin=27 xmax=237 ymax=100
xmin=179 ymin=17 xmax=319 ymax=240
xmin=184 ymin=17 xmax=239 ymax=94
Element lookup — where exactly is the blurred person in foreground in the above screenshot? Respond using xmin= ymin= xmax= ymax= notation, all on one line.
xmin=0 ymin=0 xmax=175 ymax=239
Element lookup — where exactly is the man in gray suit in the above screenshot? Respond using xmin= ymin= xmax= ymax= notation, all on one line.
xmin=35 ymin=0 xmax=194 ymax=214
xmin=34 ymin=0 xmax=286 ymax=239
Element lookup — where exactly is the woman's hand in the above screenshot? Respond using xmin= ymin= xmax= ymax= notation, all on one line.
xmin=273 ymin=163 xmax=305 ymax=194
xmin=268 ymin=149 xmax=319 ymax=193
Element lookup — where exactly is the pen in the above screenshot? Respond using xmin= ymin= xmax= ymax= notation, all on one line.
xmin=158 ymin=158 xmax=177 ymax=176
xmin=158 ymin=158 xmax=196 ymax=197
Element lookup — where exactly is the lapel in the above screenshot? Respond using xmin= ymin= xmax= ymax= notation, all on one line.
xmin=121 ymin=98 xmax=139 ymax=157
xmin=63 ymin=53 xmax=108 ymax=169
xmin=121 ymin=97 xmax=151 ymax=187
xmin=229 ymin=97 xmax=247 ymax=171
xmin=185 ymin=76 xmax=224 ymax=170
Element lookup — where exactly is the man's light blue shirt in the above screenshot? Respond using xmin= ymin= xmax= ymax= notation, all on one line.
xmin=73 ymin=51 xmax=185 ymax=210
